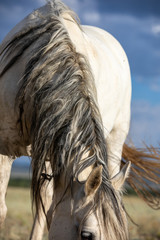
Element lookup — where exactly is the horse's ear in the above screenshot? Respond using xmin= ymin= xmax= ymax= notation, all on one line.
xmin=111 ymin=161 xmax=131 ymax=191
xmin=85 ymin=165 xmax=102 ymax=197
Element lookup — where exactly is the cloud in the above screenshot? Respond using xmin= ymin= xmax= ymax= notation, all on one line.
xmin=63 ymin=0 xmax=80 ymax=11
xmin=152 ymin=24 xmax=160 ymax=35
xmin=97 ymin=0 xmax=160 ymax=19
xmin=36 ymin=0 xmax=46 ymax=4
xmin=129 ymin=100 xmax=160 ymax=146
xmin=95 ymin=13 xmax=160 ymax=92
xmin=0 ymin=5 xmax=25 ymax=22
xmin=150 ymin=81 xmax=160 ymax=92
xmin=82 ymin=11 xmax=101 ymax=24
xmin=0 ymin=4 xmax=29 ymax=38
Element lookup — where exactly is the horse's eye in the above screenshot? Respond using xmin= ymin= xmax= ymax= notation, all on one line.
xmin=81 ymin=231 xmax=92 ymax=240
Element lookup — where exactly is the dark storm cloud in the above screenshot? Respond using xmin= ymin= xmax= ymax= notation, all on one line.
xmin=99 ymin=14 xmax=160 ymax=81
xmin=0 ymin=0 xmax=41 ymax=8
xmin=97 ymin=0 xmax=160 ymax=18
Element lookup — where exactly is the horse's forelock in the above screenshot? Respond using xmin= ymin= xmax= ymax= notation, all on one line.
xmin=90 ymin=185 xmax=129 ymax=240
xmin=76 ymin=182 xmax=128 ymax=240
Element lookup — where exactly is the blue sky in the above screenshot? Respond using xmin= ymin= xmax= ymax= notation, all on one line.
xmin=0 ymin=0 xmax=160 ymax=147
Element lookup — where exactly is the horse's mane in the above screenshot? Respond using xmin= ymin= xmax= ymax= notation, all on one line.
xmin=1 ymin=1 xmax=128 ymax=238
xmin=123 ymin=144 xmax=160 ymax=209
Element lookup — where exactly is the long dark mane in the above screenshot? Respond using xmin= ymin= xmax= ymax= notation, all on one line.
xmin=5 ymin=1 xmax=128 ymax=238
xmin=1 ymin=1 xmax=129 ymax=238
xmin=16 ymin=2 xmax=109 ymax=207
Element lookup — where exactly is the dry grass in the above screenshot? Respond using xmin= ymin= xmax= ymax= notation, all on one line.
xmin=0 ymin=187 xmax=48 ymax=240
xmin=0 ymin=187 xmax=160 ymax=239
xmin=124 ymin=196 xmax=160 ymax=240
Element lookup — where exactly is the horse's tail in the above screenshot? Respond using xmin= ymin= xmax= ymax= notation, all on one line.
xmin=122 ymin=143 xmax=160 ymax=209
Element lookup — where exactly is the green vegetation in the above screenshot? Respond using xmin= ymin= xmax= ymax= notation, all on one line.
xmin=8 ymin=178 xmax=31 ymax=188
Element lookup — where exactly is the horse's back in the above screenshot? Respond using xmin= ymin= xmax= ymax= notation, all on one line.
xmin=81 ymin=25 xmax=131 ymax=136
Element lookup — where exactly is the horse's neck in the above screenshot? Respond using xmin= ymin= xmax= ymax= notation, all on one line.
xmin=62 ymin=15 xmax=100 ymax=97
xmin=62 ymin=13 xmax=87 ymax=57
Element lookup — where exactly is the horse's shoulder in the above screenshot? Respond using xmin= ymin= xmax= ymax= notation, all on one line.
xmin=82 ymin=25 xmax=129 ymax=68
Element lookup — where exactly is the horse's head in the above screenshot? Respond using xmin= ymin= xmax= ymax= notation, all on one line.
xmin=48 ymin=162 xmax=130 ymax=240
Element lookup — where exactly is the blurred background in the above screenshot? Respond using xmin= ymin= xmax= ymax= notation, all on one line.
xmin=0 ymin=1 xmax=160 ymax=239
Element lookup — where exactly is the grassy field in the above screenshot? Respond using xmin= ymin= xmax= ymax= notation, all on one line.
xmin=0 ymin=186 xmax=160 ymax=240
xmin=0 ymin=187 xmax=48 ymax=240
xmin=124 ymin=196 xmax=160 ymax=240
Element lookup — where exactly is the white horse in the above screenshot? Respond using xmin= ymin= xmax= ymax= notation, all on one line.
xmin=0 ymin=1 xmax=160 ymax=239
